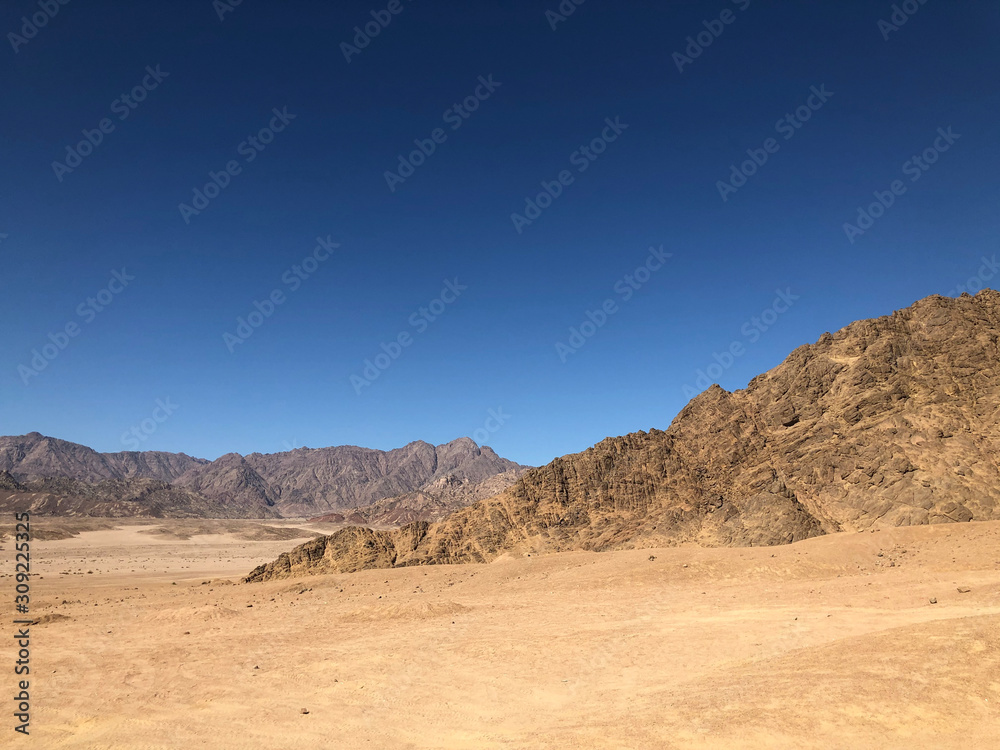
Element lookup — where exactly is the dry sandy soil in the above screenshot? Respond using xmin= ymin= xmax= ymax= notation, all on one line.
xmin=2 ymin=517 xmax=999 ymax=749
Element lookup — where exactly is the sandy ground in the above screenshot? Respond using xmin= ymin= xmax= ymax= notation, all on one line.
xmin=1 ymin=518 xmax=999 ymax=749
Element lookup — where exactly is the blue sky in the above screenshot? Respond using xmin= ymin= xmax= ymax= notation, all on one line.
xmin=1 ymin=0 xmax=998 ymax=467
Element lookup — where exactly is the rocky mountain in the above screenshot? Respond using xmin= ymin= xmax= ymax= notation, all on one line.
xmin=309 ymin=469 xmax=529 ymax=526
xmin=195 ymin=438 xmax=524 ymax=517
xmin=171 ymin=453 xmax=282 ymax=514
xmin=246 ymin=291 xmax=1000 ymax=581
xmin=0 ymin=433 xmax=208 ymax=484
xmin=0 ymin=433 xmax=525 ymax=519
xmin=0 ymin=470 xmax=24 ymax=492
xmin=0 ymin=476 xmax=273 ymax=518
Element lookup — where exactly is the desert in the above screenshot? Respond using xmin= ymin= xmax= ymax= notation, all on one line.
xmin=2 ymin=515 xmax=998 ymax=748
xmin=5 ymin=291 xmax=1000 ymax=747
xmin=6 ymin=3 xmax=998 ymax=746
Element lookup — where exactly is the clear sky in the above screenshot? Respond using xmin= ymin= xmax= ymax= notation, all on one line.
xmin=1 ymin=0 xmax=998 ymax=466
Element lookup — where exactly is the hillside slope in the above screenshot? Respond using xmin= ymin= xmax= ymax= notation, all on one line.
xmin=247 ymin=291 xmax=1000 ymax=580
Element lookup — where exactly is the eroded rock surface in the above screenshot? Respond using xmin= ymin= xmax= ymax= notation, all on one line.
xmin=247 ymin=291 xmax=1000 ymax=581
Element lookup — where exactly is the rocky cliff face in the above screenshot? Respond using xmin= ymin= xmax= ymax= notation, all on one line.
xmin=246 ymin=291 xmax=1000 ymax=581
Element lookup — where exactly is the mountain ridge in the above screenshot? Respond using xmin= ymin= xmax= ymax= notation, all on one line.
xmin=0 ymin=434 xmax=527 ymax=519
xmin=246 ymin=290 xmax=1000 ymax=581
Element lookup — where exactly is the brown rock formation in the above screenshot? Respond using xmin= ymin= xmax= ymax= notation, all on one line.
xmin=309 ymin=468 xmax=528 ymax=526
xmin=246 ymin=291 xmax=1000 ymax=581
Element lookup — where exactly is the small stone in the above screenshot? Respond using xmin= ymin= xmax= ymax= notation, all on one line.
xmin=300 ymin=708 xmax=309 ymax=715
xmin=929 ymin=597 xmax=937 ymax=604
xmin=957 ymin=587 xmax=971 ymax=593
xmin=648 ymin=555 xmax=656 ymax=562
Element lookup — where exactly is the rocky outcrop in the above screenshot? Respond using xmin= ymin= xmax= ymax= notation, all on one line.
xmin=0 ymin=470 xmax=25 ymax=492
xmin=246 ymin=291 xmax=1000 ymax=581
xmin=310 ymin=468 xmax=529 ymax=526
xmin=245 ymin=524 xmax=431 ymax=579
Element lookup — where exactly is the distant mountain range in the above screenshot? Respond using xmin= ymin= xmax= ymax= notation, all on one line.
xmin=247 ymin=290 xmax=1000 ymax=581
xmin=0 ymin=433 xmax=527 ymax=520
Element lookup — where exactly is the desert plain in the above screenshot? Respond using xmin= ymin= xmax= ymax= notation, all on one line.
xmin=2 ymin=517 xmax=999 ymax=749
